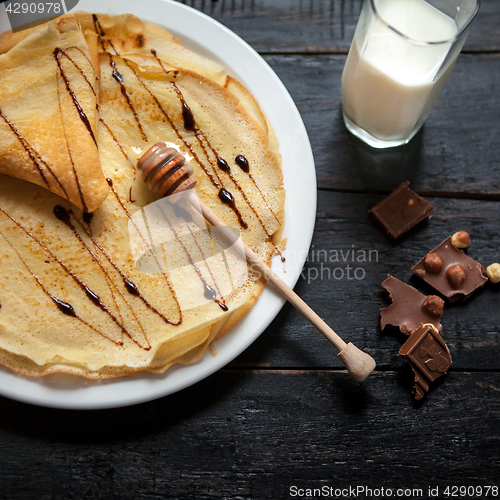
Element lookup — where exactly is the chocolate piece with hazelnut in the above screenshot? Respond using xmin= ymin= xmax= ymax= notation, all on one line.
xmin=412 ymin=236 xmax=487 ymax=302
xmin=381 ymin=275 xmax=443 ymax=334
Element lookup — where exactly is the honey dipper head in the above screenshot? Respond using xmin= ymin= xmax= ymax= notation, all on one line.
xmin=137 ymin=142 xmax=196 ymax=197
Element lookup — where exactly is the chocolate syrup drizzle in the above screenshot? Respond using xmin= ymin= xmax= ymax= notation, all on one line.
xmin=218 ymin=187 xmax=247 ymax=229
xmin=108 ymin=53 xmax=148 ymax=142
xmin=0 ymin=30 xmax=268 ymax=355
xmin=83 ymin=212 xmax=94 ymax=224
xmin=149 ymin=51 xmax=232 ymax=197
xmin=112 ymin=45 xmax=250 ymax=234
xmin=234 ymin=155 xmax=249 ymax=173
xmin=0 ymin=206 xmax=151 ymax=349
xmin=176 ymin=90 xmax=196 ymax=132
xmin=0 ymin=227 xmax=122 ymax=346
xmin=55 ymin=78 xmax=87 ymax=214
xmin=92 ymin=14 xmax=105 ymax=37
xmin=50 ymin=44 xmax=100 ymax=212
xmin=159 ymin=62 xmax=283 ymax=258
xmin=158 ymin=204 xmax=227 ymax=311
xmin=57 ymin=46 xmax=97 ymax=97
xmin=129 ymin=186 xmax=136 ymax=203
xmin=0 ymin=107 xmax=67 ymax=198
xmin=54 ymin=48 xmax=97 ymax=147
xmin=77 ymin=213 xmax=179 ymax=329
xmin=99 ymin=117 xmax=130 ymax=162
xmin=52 ymin=206 xmax=131 ymax=333
xmin=217 ymin=156 xmax=285 ymax=261
xmin=95 ymin=44 xmax=285 ymax=300
xmin=175 ymin=208 xmax=229 ymax=311
xmin=0 ymin=47 xmax=97 ymax=204
xmin=106 ymin=179 xmax=182 ymax=325
xmin=235 ymin=155 xmax=280 ymax=224
xmin=64 ymin=211 xmax=157 ymax=343
xmin=150 ymin=48 xmax=284 ymax=259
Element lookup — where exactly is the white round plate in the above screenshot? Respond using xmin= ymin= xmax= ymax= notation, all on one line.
xmin=0 ymin=0 xmax=317 ymax=409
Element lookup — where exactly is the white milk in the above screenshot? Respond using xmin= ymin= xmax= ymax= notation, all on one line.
xmin=342 ymin=0 xmax=458 ymax=143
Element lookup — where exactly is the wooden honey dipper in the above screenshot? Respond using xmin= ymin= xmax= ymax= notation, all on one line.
xmin=138 ymin=143 xmax=376 ymax=381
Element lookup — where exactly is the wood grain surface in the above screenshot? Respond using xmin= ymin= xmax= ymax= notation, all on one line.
xmin=177 ymin=0 xmax=500 ymax=53
xmin=0 ymin=1 xmax=499 ymax=499
xmin=265 ymin=53 xmax=500 ymax=195
xmin=0 ymin=371 xmax=498 ymax=499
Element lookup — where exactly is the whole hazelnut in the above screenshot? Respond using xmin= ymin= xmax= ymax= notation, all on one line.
xmin=424 ymin=253 xmax=443 ymax=274
xmin=486 ymin=263 xmax=500 ymax=284
xmin=447 ymin=265 xmax=466 ymax=289
xmin=422 ymin=295 xmax=445 ymax=318
xmin=451 ymin=231 xmax=470 ymax=249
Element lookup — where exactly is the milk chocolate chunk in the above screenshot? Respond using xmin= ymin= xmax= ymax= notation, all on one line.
xmin=412 ymin=236 xmax=487 ymax=302
xmin=399 ymin=324 xmax=452 ymax=400
xmin=368 ymin=182 xmax=434 ymax=239
xmin=381 ymin=275 xmax=443 ymax=334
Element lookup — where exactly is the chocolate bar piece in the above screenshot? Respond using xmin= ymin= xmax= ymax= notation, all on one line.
xmin=368 ymin=182 xmax=434 ymax=239
xmin=412 ymin=236 xmax=487 ymax=302
xmin=381 ymin=275 xmax=444 ymax=334
xmin=399 ymin=324 xmax=452 ymax=400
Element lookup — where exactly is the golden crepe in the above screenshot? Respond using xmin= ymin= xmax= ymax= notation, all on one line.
xmin=0 ymin=15 xmax=108 ymax=213
xmin=0 ymin=13 xmax=285 ymax=378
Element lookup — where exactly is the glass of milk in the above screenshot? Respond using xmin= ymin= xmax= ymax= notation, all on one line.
xmin=342 ymin=0 xmax=480 ymax=149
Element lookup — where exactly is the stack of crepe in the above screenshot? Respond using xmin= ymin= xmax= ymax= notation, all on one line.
xmin=0 ymin=13 xmax=284 ymax=378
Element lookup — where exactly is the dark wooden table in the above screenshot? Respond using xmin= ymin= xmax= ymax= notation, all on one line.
xmin=1 ymin=1 xmax=499 ymax=498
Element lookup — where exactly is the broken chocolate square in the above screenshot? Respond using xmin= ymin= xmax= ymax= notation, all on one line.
xmin=412 ymin=236 xmax=487 ymax=302
xmin=368 ymin=182 xmax=434 ymax=239
xmin=381 ymin=275 xmax=444 ymax=334
xmin=399 ymin=324 xmax=452 ymax=400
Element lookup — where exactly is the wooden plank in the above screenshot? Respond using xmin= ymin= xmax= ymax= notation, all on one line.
xmin=175 ymin=0 xmax=500 ymax=53
xmin=263 ymin=52 xmax=500 ymax=195
xmin=0 ymin=370 xmax=498 ymax=498
xmin=231 ymin=192 xmax=500 ymax=371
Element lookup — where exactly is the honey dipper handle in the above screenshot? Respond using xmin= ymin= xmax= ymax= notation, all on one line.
xmin=185 ymin=191 xmax=376 ymax=381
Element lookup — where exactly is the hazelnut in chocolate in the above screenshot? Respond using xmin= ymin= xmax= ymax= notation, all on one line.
xmin=412 ymin=236 xmax=487 ymax=302
xmin=399 ymin=324 xmax=452 ymax=400
xmin=422 ymin=296 xmax=445 ymax=318
xmin=424 ymin=253 xmax=443 ymax=274
xmin=368 ymin=182 xmax=434 ymax=239
xmin=381 ymin=275 xmax=443 ymax=334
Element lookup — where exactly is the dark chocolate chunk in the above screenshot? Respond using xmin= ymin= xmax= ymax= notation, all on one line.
xmin=368 ymin=181 xmax=434 ymax=239
xmin=399 ymin=324 xmax=452 ymax=400
xmin=381 ymin=275 xmax=443 ymax=334
xmin=412 ymin=236 xmax=487 ymax=302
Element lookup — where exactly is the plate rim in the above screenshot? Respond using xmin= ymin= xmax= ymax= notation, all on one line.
xmin=0 ymin=0 xmax=317 ymax=409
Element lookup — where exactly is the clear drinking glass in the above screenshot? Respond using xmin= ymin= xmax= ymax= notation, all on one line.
xmin=341 ymin=0 xmax=480 ymax=149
